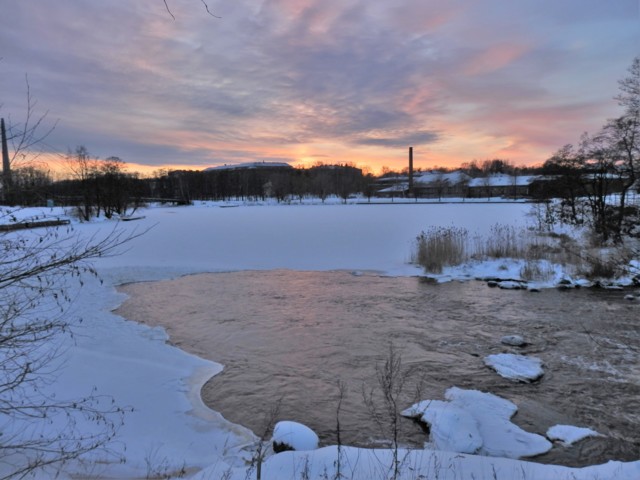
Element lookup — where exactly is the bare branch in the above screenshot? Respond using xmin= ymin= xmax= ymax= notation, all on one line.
xmin=200 ymin=0 xmax=221 ymax=18
xmin=6 ymin=75 xmax=58 ymax=167
xmin=0 ymin=219 xmax=148 ymax=477
xmin=162 ymin=0 xmax=175 ymax=20
xmin=162 ymin=0 xmax=221 ymax=19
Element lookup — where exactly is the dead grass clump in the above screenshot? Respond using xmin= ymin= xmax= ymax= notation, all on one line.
xmin=484 ymin=224 xmax=521 ymax=258
xmin=577 ymin=247 xmax=634 ymax=280
xmin=474 ymin=224 xmax=534 ymax=259
xmin=520 ymin=259 xmax=556 ymax=282
xmin=414 ymin=227 xmax=469 ymax=273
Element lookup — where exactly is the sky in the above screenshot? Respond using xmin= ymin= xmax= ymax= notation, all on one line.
xmin=1 ymin=0 xmax=638 ymax=175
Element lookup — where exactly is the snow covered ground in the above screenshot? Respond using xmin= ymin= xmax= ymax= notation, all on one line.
xmin=1 ymin=201 xmax=639 ymax=480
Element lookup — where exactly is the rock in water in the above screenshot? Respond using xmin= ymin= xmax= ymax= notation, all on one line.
xmin=498 ymin=280 xmax=526 ymax=290
xmin=501 ymin=335 xmax=526 ymax=347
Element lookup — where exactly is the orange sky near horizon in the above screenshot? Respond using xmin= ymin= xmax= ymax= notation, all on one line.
xmin=2 ymin=1 xmax=638 ymax=178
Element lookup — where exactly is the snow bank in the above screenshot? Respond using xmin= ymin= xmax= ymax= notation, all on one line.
xmin=193 ymin=445 xmax=640 ymax=480
xmin=484 ymin=353 xmax=544 ymax=382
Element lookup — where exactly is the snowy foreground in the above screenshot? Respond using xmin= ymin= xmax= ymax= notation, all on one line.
xmin=3 ymin=201 xmax=639 ymax=480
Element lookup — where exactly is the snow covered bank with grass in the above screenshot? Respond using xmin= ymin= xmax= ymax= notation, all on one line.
xmin=1 ymin=202 xmax=639 ymax=479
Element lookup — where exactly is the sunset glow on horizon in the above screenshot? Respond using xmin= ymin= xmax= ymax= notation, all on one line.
xmin=1 ymin=1 xmax=638 ymax=176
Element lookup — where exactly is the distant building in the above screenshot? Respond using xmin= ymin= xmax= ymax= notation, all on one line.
xmin=204 ymin=162 xmax=293 ymax=172
xmin=374 ymin=176 xmax=410 ymax=197
xmin=413 ymin=170 xmax=471 ymax=198
xmin=467 ymin=174 xmax=542 ymax=198
xmin=374 ymin=170 xmax=471 ymax=198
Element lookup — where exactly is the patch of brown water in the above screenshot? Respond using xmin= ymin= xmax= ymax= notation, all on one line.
xmin=116 ymin=270 xmax=640 ymax=467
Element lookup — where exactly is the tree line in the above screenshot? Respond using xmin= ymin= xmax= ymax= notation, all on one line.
xmin=3 ymin=155 xmax=371 ymax=215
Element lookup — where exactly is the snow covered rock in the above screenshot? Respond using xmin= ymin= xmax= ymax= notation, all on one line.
xmin=272 ymin=421 xmax=319 ymax=453
xmin=498 ymin=280 xmax=526 ymax=290
xmin=624 ymin=294 xmax=636 ymax=301
xmin=484 ymin=353 xmax=544 ymax=382
xmin=556 ymin=279 xmax=575 ymax=290
xmin=546 ymin=425 xmax=601 ymax=446
xmin=402 ymin=387 xmax=552 ymax=459
xmin=501 ymin=335 xmax=526 ymax=347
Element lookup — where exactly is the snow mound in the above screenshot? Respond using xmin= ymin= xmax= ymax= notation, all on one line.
xmin=272 ymin=421 xmax=319 ymax=452
xmin=401 ymin=400 xmax=482 ymax=454
xmin=547 ymin=425 xmax=601 ymax=446
xmin=484 ymin=353 xmax=544 ymax=382
xmin=403 ymin=387 xmax=552 ymax=459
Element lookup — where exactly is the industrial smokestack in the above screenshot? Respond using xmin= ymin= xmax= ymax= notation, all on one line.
xmin=408 ymin=146 xmax=414 ymax=197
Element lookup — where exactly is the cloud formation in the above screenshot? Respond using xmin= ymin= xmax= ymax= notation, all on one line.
xmin=1 ymin=0 xmax=638 ymax=173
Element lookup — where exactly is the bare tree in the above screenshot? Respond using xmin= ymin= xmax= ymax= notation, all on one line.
xmin=432 ymin=172 xmax=448 ymax=201
xmin=4 ymin=77 xmax=57 ymax=169
xmin=1 ymin=82 xmax=141 ymax=477
xmin=1 ymin=77 xmax=57 ymax=205
xmin=543 ymin=56 xmax=640 ymax=243
xmin=97 ymin=157 xmax=140 ymax=219
xmin=246 ymin=397 xmax=282 ymax=480
xmin=66 ymin=146 xmax=99 ymax=221
xmin=362 ymin=344 xmax=423 ymax=480
xmin=0 ymin=214 xmax=142 ymax=478
xmin=616 ymin=56 xmax=640 ymax=118
xmin=542 ymin=144 xmax=585 ymax=225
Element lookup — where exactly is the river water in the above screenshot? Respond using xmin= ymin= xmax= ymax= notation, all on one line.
xmin=116 ymin=270 xmax=640 ymax=467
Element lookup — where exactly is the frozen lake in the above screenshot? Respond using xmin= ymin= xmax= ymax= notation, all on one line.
xmin=117 ymin=269 xmax=640 ymax=467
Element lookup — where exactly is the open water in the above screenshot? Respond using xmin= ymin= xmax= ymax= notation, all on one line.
xmin=116 ymin=270 xmax=640 ymax=467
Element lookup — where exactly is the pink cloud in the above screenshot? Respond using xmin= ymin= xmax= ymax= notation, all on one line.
xmin=464 ymin=44 xmax=530 ymax=76
xmin=387 ymin=1 xmax=467 ymax=34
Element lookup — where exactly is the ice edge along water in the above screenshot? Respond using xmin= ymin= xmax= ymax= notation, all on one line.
xmin=2 ymin=203 xmax=639 ymax=480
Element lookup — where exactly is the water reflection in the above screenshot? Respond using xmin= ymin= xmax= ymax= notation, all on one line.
xmin=116 ymin=271 xmax=640 ymax=467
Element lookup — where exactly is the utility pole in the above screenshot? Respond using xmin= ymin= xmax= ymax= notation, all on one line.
xmin=1 ymin=118 xmax=12 ymax=204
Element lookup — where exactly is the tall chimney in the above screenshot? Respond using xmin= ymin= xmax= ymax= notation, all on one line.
xmin=1 ymin=118 xmax=12 ymax=203
xmin=408 ymin=146 xmax=414 ymax=197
